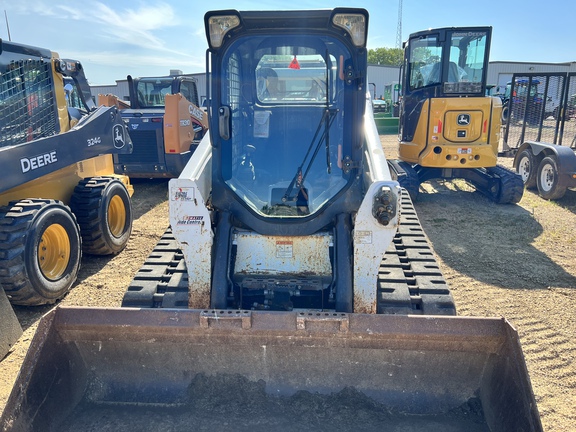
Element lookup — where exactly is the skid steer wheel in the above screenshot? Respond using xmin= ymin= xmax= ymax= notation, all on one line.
xmin=0 ymin=200 xmax=81 ymax=306
xmin=536 ymin=156 xmax=567 ymax=200
xmin=70 ymin=177 xmax=133 ymax=255
xmin=516 ymin=149 xmax=538 ymax=189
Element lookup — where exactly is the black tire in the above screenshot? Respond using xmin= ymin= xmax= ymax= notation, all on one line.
xmin=516 ymin=149 xmax=537 ymax=189
xmin=0 ymin=199 xmax=81 ymax=306
xmin=536 ymin=156 xmax=567 ymax=200
xmin=501 ymin=103 xmax=509 ymax=123
xmin=70 ymin=177 xmax=133 ymax=255
xmin=394 ymin=161 xmax=420 ymax=202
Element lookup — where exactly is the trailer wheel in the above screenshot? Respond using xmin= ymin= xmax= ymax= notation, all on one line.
xmin=501 ymin=103 xmax=509 ymax=123
xmin=0 ymin=200 xmax=81 ymax=306
xmin=516 ymin=149 xmax=537 ymax=189
xmin=70 ymin=177 xmax=133 ymax=255
xmin=536 ymin=156 xmax=567 ymax=200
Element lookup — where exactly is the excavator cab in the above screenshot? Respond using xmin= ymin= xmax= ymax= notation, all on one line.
xmin=393 ymin=27 xmax=523 ymax=204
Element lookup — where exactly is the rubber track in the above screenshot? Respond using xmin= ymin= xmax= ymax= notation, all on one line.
xmin=377 ymin=190 xmax=456 ymax=315
xmin=121 ymin=230 xmax=189 ymax=308
xmin=486 ymin=165 xmax=524 ymax=204
xmin=122 ymin=190 xmax=456 ymax=315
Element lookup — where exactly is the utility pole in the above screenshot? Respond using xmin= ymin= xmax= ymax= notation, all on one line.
xmin=395 ymin=0 xmax=403 ymax=50
xmin=4 ymin=10 xmax=11 ymax=41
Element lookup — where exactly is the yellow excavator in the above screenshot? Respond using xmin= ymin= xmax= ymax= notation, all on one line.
xmin=389 ymin=27 xmax=524 ymax=204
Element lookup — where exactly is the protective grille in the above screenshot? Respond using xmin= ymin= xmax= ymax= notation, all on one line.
xmin=225 ymin=52 xmax=242 ymax=173
xmin=503 ymin=72 xmax=576 ymax=150
xmin=0 ymin=59 xmax=58 ymax=148
xmin=564 ymin=74 xmax=576 ymax=149
xmin=116 ymin=130 xmax=160 ymax=164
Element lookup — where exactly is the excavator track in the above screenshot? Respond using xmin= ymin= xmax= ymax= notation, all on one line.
xmin=123 ymin=190 xmax=455 ymax=315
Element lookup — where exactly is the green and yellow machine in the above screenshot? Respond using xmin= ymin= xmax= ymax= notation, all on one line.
xmin=390 ymin=27 xmax=524 ymax=204
xmin=0 ymin=40 xmax=134 ymax=310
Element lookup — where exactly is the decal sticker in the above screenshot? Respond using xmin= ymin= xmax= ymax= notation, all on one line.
xmin=276 ymin=240 xmax=293 ymax=258
xmin=457 ymin=114 xmax=470 ymax=126
xmin=355 ymin=230 xmax=372 ymax=244
xmin=177 ymin=215 xmax=204 ymax=225
xmin=453 ymin=31 xmax=485 ymax=38
xmin=131 ymin=124 xmax=139 ymax=130
xmin=254 ymin=111 xmax=271 ymax=138
xmin=87 ymin=136 xmax=101 ymax=147
xmin=189 ymin=105 xmax=204 ymax=121
xmin=180 ymin=119 xmax=191 ymax=127
xmin=171 ymin=187 xmax=195 ymax=201
xmin=20 ymin=151 xmax=57 ymax=173
xmin=113 ymin=124 xmax=126 ymax=149
xmin=457 ymin=148 xmax=472 ymax=154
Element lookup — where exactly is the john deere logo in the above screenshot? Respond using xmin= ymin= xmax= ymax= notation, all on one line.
xmin=457 ymin=114 xmax=470 ymax=126
xmin=113 ymin=124 xmax=126 ymax=149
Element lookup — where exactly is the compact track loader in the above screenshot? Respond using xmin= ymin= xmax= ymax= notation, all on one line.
xmin=1 ymin=10 xmax=542 ymax=431
xmin=389 ymin=27 xmax=524 ymax=204
xmin=101 ymin=74 xmax=208 ymax=178
xmin=0 ymin=41 xmax=134 ymax=355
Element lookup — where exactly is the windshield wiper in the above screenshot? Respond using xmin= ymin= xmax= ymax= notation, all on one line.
xmin=282 ymin=107 xmax=338 ymax=203
xmin=283 ymin=50 xmax=337 ymax=204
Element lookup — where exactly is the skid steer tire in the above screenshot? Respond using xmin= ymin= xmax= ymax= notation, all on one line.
xmin=70 ymin=177 xmax=133 ymax=255
xmin=516 ymin=149 xmax=538 ymax=189
xmin=536 ymin=156 xmax=567 ymax=200
xmin=0 ymin=200 xmax=81 ymax=306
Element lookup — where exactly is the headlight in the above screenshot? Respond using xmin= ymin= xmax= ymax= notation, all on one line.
xmin=207 ymin=15 xmax=240 ymax=48
xmin=332 ymin=13 xmax=367 ymax=47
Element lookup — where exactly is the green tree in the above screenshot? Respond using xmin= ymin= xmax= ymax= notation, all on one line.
xmin=367 ymin=47 xmax=403 ymax=66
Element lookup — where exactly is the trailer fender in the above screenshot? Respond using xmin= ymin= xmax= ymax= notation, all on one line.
xmin=514 ymin=141 xmax=576 ymax=189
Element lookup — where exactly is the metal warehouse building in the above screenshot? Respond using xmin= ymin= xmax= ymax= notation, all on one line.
xmin=90 ymin=61 xmax=576 ymax=106
xmin=90 ymin=70 xmax=209 ymax=106
xmin=487 ymin=61 xmax=576 ymax=94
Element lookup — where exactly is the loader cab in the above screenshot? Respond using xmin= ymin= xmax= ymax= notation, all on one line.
xmin=128 ymin=75 xmax=200 ymax=109
xmin=205 ymin=9 xmax=368 ymax=234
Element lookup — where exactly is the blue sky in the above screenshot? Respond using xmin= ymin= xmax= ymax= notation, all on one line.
xmin=1 ymin=0 xmax=574 ymax=85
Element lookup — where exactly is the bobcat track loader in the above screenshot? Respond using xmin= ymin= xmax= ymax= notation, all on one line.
xmin=1 ymin=10 xmax=541 ymax=431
